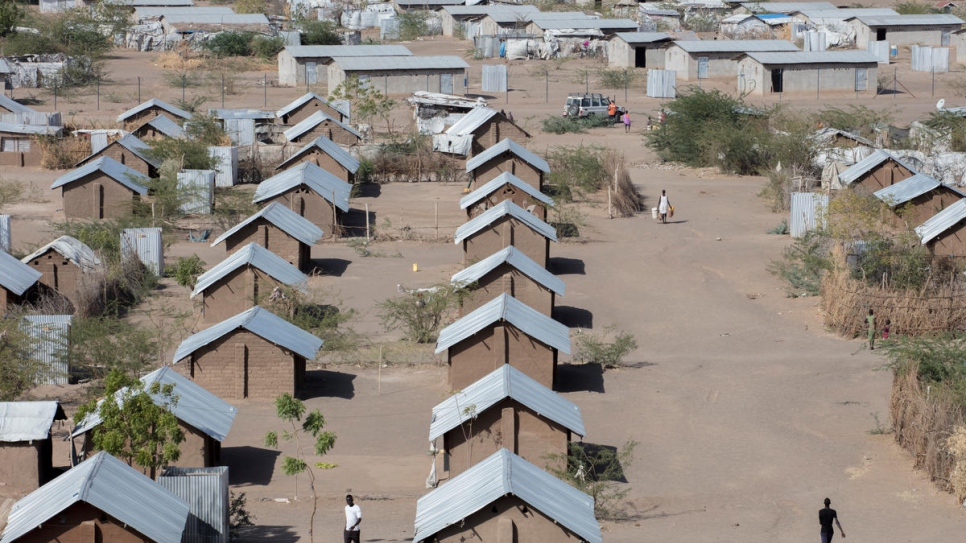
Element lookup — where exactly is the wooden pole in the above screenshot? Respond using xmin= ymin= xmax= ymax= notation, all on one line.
xmin=378 ymin=345 xmax=383 ymax=395
xmin=434 ymin=201 xmax=439 ymax=240
xmin=365 ymin=203 xmax=370 ymax=242
xmin=608 ymin=184 xmax=612 ymax=219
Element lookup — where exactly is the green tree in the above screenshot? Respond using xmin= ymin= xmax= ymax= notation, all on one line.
xmin=204 ymin=31 xmax=253 ymax=58
xmin=0 ymin=177 xmax=23 ymax=212
xmin=0 ymin=1 xmax=25 ymax=38
xmin=146 ymin=136 xmax=219 ymax=170
xmin=298 ymin=20 xmax=342 ymax=46
xmin=0 ymin=316 xmax=43 ymax=400
xmin=75 ymin=369 xmax=185 ymax=477
xmin=265 ymin=394 xmax=337 ymax=543
xmin=70 ymin=317 xmax=159 ymax=379
xmin=379 ymin=284 xmax=468 ymax=343
xmin=547 ymin=440 xmax=638 ymax=521
xmin=329 ymin=76 xmax=397 ymax=134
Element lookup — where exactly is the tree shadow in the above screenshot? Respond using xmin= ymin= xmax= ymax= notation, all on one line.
xmin=353 ymin=182 xmax=381 ymax=198
xmin=310 ymin=258 xmax=351 ymax=277
xmin=233 ymin=525 xmax=299 ymax=543
xmin=222 ymin=446 xmax=280 ymax=486
xmin=548 ymin=257 xmax=585 ymax=275
xmin=342 ymin=208 xmax=377 ymax=238
xmin=572 ymin=442 xmax=628 ymax=483
xmin=302 ymin=369 xmax=356 ymax=399
xmin=553 ymin=306 xmax=592 ymax=329
xmin=555 ymin=363 xmax=604 ymax=393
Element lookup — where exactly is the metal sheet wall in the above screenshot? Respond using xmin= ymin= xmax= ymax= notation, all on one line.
xmin=22 ymin=315 xmax=71 ymax=385
xmin=121 ymin=227 xmax=164 ymax=276
xmin=646 ymin=69 xmax=676 ymax=98
xmin=803 ymin=31 xmax=827 ymax=52
xmin=911 ymin=45 xmax=949 ymax=73
xmin=158 ymin=467 xmax=229 ymax=543
xmin=789 ymin=192 xmax=828 ymax=238
xmin=866 ymin=41 xmax=890 ymax=64
xmin=481 ymin=64 xmax=508 ymax=92
xmin=208 ymin=146 xmax=238 ymax=188
xmin=177 ymin=170 xmax=215 ymax=215
xmin=0 ymin=214 xmax=10 ymax=253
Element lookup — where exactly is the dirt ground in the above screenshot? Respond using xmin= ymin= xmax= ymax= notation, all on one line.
xmin=2 ymin=24 xmax=966 ymax=543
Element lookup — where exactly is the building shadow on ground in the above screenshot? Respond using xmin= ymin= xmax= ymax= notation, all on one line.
xmin=572 ymin=442 xmax=629 ymax=483
xmin=223 ymin=446 xmax=280 ymax=486
xmin=342 ymin=207 xmax=377 ymax=238
xmin=548 ymin=257 xmax=585 ymax=275
xmin=310 ymin=258 xmax=351 ymax=277
xmin=234 ymin=525 xmax=299 ymax=543
xmin=555 ymin=363 xmax=604 ymax=393
xmin=302 ymin=369 xmax=356 ymax=400
xmin=553 ymin=306 xmax=593 ymax=329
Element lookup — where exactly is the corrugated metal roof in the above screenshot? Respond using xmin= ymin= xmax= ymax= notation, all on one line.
xmin=916 ymin=197 xmax=966 ymax=244
xmin=253 ymin=162 xmax=352 ymax=212
xmin=208 ymin=108 xmax=275 ymax=121
xmin=0 ymin=250 xmax=42 ymax=296
xmin=51 ymin=156 xmax=150 ymax=195
xmin=442 ymin=5 xmax=539 ymax=16
xmin=135 ymin=7 xmax=234 ymax=18
xmin=71 ymin=367 xmax=237 ymax=442
xmin=276 ymin=92 xmax=347 ymax=119
xmin=0 ymin=122 xmax=61 ymax=136
xmin=429 ymin=365 xmax=582 ymax=441
xmin=283 ymin=45 xmax=413 ymax=59
xmin=117 ymin=98 xmax=191 ymax=123
xmin=796 ymin=8 xmax=898 ymax=19
xmin=445 ymin=107 xmax=499 ymax=136
xmin=211 ymin=201 xmax=324 ymax=248
xmin=451 ymin=246 xmax=564 ymax=296
xmin=852 ymin=14 xmax=964 ymax=26
xmin=0 ymin=94 xmax=33 ymax=115
xmin=742 ymin=1 xmax=836 ymax=12
xmin=162 ymin=13 xmax=270 ymax=24
xmin=744 ymin=50 xmax=879 ymax=64
xmin=459 ymin=172 xmax=554 ymax=210
xmin=0 ymin=402 xmax=65 ymax=442
xmin=22 ymin=235 xmax=101 ymax=271
xmin=283 ymin=110 xmax=362 ymax=143
xmin=191 ymin=243 xmax=307 ymax=298
xmin=137 ymin=114 xmax=186 ymax=138
xmin=530 ymin=17 xmax=639 ymax=30
xmin=275 ymin=136 xmax=360 ymax=173
xmin=129 ymin=0 xmax=194 ymax=5
xmin=722 ymin=14 xmax=757 ymax=23
xmin=173 ymin=306 xmax=323 ymax=362
xmin=0 ymin=451 xmax=189 ymax=543
xmin=838 ymin=150 xmax=918 ymax=185
xmin=466 ymin=138 xmax=550 ymax=173
xmin=332 ymin=55 xmax=470 ymax=71
xmin=640 ymin=7 xmax=681 ymax=16
xmin=79 ymin=134 xmax=161 ymax=169
xmin=873 ymin=173 xmax=947 ymax=205
xmin=454 ymin=200 xmax=557 ymax=244
xmin=435 ymin=293 xmax=570 ymax=354
xmin=615 ymin=31 xmax=672 ymax=44
xmin=413 ymin=449 xmax=600 ymax=543
xmin=673 ymin=39 xmax=799 ymax=53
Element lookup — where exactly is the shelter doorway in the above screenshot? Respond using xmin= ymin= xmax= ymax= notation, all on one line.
xmin=876 ymin=28 xmax=887 ymax=41
xmin=635 ymin=47 xmax=647 ymax=68
xmin=770 ymin=69 xmax=783 ymax=93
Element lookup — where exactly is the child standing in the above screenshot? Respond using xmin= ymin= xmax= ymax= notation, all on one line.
xmin=882 ymin=318 xmax=891 ymax=340
xmin=622 ymin=111 xmax=631 ymax=133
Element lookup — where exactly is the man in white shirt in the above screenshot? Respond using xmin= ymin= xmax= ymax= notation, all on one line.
xmin=344 ymin=494 xmax=362 ymax=543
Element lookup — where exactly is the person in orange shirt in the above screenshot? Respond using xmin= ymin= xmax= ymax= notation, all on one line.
xmin=608 ymin=100 xmax=617 ymax=121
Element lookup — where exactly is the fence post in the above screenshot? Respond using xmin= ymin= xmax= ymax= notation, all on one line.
xmin=585 ymin=70 xmax=588 ymax=93
xmin=53 ymin=80 xmax=57 ymax=110
xmin=264 ymin=74 xmax=267 ymax=107
xmin=624 ymin=69 xmax=628 ymax=102
xmin=96 ymin=77 xmax=100 ymax=110
xmin=545 ymin=71 xmax=548 ymax=104
xmin=137 ymin=76 xmax=140 ymax=103
xmin=182 ymin=74 xmax=186 ymax=102
xmin=222 ymin=74 xmax=225 ymax=108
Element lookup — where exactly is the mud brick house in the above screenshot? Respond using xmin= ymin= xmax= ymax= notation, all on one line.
xmin=116 ymin=98 xmax=191 ymax=127
xmin=874 ymin=173 xmax=965 ymax=226
xmin=454 ymin=200 xmax=557 ymax=268
xmin=276 ymin=92 xmax=348 ymax=126
xmin=413 ymin=449 xmax=600 ymax=543
xmin=0 ymin=123 xmax=61 ymax=168
xmin=275 ymin=136 xmax=360 ymax=184
xmin=452 ymin=246 xmax=563 ymax=317
xmin=466 ymin=138 xmax=550 ymax=192
xmin=0 ymin=251 xmax=42 ymax=314
xmin=434 ymin=108 xmax=530 ymax=157
xmin=71 ymin=367 xmax=237 ymax=472
xmin=51 ymin=157 xmax=149 ymax=220
xmin=0 ymin=451 xmax=189 ymax=543
xmin=131 ymin=115 xmax=185 ymax=140
xmin=847 ymin=13 xmax=963 ymax=48
xmin=916 ymin=198 xmax=966 ymax=256
xmin=76 ymin=134 xmax=160 ymax=178
xmin=21 ymin=236 xmax=101 ymax=310
xmin=0 ymin=402 xmax=66 ymax=496
xmin=838 ymin=150 xmax=917 ymax=193
xmin=283 ymin=111 xmax=361 ymax=146
xmin=252 ymin=162 xmax=351 ymax=240
xmin=429 ymin=365 xmax=584 ymax=480
xmin=210 ymin=202 xmax=324 ymax=272
xmin=172 ymin=306 xmax=324 ymax=399
xmin=435 ymin=293 xmax=570 ymax=390
xmin=460 ymin=172 xmax=554 ymax=221
xmin=276 ymin=45 xmax=412 ymax=88
xmin=191 ymin=242 xmax=308 ymax=323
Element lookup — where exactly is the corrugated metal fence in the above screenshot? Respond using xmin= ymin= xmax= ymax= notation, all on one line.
xmin=789 ymin=192 xmax=828 ymax=238
xmin=802 ymin=31 xmax=826 ymax=52
xmin=911 ymin=45 xmax=949 ymax=72
xmin=866 ymin=41 xmax=890 ymax=64
xmin=177 ymin=170 xmax=215 ymax=215
xmin=208 ymin=147 xmax=238 ymax=188
xmin=121 ymin=227 xmax=164 ymax=276
xmin=22 ymin=315 xmax=71 ymax=386
xmin=380 ymin=18 xmax=399 ymax=40
xmin=158 ymin=466 xmax=229 ymax=543
xmin=646 ymin=70 xmax=676 ymax=98
xmin=0 ymin=214 xmax=9 ymax=253
xmin=481 ymin=64 xmax=507 ymax=92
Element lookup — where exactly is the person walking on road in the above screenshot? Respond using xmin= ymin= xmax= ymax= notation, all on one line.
xmin=819 ymin=498 xmax=845 ymax=543
xmin=622 ymin=111 xmax=632 ymax=133
xmin=658 ymin=189 xmax=670 ymax=224
xmin=344 ymin=495 xmax=362 ymax=543
xmin=867 ymin=309 xmax=876 ymax=350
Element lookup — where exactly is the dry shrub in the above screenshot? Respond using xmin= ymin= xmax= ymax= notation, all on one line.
xmin=821 ymin=265 xmax=966 ymax=337
xmin=891 ymin=366 xmax=965 ymax=494
xmin=948 ymin=426 xmax=966 ymax=504
xmin=154 ymin=50 xmax=204 ymax=71
xmin=38 ymin=136 xmax=91 ymax=170
xmin=605 ymin=152 xmax=643 ymax=217
xmin=369 ymin=140 xmax=467 ymax=184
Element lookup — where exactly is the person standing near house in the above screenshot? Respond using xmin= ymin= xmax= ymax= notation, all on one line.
xmin=866 ymin=309 xmax=876 ymax=350
xmin=658 ymin=189 xmax=670 ymax=224
xmin=883 ymin=318 xmax=891 ymax=340
xmin=819 ymin=498 xmax=845 ymax=543
xmin=344 ymin=495 xmax=362 ymax=543
xmin=608 ymin=100 xmax=617 ymax=122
